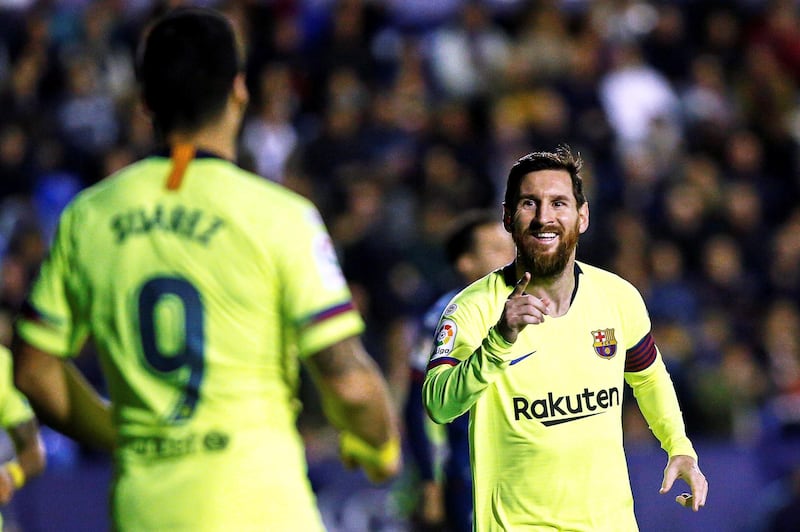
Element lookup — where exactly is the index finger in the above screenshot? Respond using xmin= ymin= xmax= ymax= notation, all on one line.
xmin=510 ymin=272 xmax=531 ymax=298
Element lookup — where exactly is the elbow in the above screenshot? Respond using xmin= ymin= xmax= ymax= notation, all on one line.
xmin=13 ymin=371 xmax=33 ymax=401
xmin=424 ymin=405 xmax=450 ymax=425
xmin=28 ymin=442 xmax=47 ymax=479
xmin=421 ymin=379 xmax=454 ymax=425
xmin=11 ymin=341 xmax=41 ymax=401
xmin=18 ymin=436 xmax=47 ymax=480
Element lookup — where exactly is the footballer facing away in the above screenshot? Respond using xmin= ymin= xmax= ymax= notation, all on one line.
xmin=11 ymin=7 xmax=400 ymax=531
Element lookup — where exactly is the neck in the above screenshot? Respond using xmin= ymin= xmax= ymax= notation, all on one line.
xmin=165 ymin=107 xmax=240 ymax=161
xmin=515 ymin=258 xmax=577 ymax=317
xmin=167 ymin=128 xmax=235 ymax=161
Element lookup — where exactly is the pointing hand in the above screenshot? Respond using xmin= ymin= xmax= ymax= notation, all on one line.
xmin=496 ymin=272 xmax=550 ymax=344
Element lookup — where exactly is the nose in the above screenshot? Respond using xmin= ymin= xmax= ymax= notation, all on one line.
xmin=532 ymin=203 xmax=554 ymax=225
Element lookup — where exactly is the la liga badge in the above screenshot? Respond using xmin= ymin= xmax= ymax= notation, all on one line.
xmin=430 ymin=319 xmax=457 ymax=359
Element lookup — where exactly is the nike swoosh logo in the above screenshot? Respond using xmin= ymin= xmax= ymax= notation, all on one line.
xmin=509 ymin=351 xmax=537 ymax=365
xmin=541 ymin=412 xmax=603 ymax=426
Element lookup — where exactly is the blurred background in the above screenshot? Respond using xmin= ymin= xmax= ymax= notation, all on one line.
xmin=0 ymin=0 xmax=799 ymax=530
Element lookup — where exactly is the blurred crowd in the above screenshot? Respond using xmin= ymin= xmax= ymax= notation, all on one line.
xmin=1 ymin=0 xmax=800 ymax=526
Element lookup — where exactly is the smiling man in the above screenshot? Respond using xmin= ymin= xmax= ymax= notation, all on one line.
xmin=422 ymin=146 xmax=708 ymax=531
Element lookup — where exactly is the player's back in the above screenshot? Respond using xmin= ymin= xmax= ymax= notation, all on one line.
xmin=60 ymin=153 xmax=348 ymax=530
xmin=69 ymin=153 xmax=310 ymax=435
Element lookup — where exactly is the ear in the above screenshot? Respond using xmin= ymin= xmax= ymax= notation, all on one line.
xmin=232 ymin=73 xmax=249 ymax=106
xmin=578 ymin=202 xmax=590 ymax=234
xmin=502 ymin=204 xmax=513 ymax=233
xmin=455 ymin=254 xmax=472 ymax=279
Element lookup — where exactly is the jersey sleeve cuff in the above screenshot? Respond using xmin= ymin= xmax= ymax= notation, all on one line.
xmin=296 ymin=310 xmax=365 ymax=357
xmin=482 ymin=326 xmax=514 ymax=364
xmin=15 ymin=319 xmax=73 ymax=358
xmin=667 ymin=440 xmax=697 ymax=461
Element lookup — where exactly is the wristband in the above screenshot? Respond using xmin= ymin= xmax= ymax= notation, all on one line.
xmin=340 ymin=432 xmax=400 ymax=470
xmin=4 ymin=460 xmax=25 ymax=489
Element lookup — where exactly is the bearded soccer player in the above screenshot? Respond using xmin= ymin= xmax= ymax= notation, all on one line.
xmin=11 ymin=7 xmax=400 ymax=531
xmin=422 ymin=146 xmax=708 ymax=531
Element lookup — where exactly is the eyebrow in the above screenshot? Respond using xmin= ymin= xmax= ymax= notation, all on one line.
xmin=519 ymin=192 xmax=573 ymax=202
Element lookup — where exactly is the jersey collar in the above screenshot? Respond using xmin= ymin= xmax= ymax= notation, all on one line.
xmin=502 ymin=262 xmax=583 ymax=306
xmin=151 ymin=147 xmax=230 ymax=161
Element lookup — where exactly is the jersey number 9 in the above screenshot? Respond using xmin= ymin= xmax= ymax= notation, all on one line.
xmin=137 ymin=277 xmax=205 ymax=422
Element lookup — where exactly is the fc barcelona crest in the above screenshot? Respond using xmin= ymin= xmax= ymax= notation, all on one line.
xmin=591 ymin=328 xmax=617 ymax=359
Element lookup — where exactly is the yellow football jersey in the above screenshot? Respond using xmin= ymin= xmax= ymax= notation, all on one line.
xmin=424 ymin=262 xmax=695 ymax=531
xmin=17 ymin=152 xmax=365 ymax=530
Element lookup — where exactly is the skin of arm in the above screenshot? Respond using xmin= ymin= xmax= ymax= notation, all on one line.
xmin=303 ymin=335 xmax=402 ymax=483
xmin=11 ymin=337 xmax=115 ymax=453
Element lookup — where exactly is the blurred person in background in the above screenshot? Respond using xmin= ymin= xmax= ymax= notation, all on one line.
xmin=405 ymin=209 xmax=514 ymax=531
xmin=423 ymin=146 xmax=707 ymax=530
xmin=768 ymin=207 xmax=800 ymax=301
xmin=751 ymin=298 xmax=800 ymax=532
xmin=239 ymin=63 xmax=299 ymax=183
xmin=10 ymin=7 xmax=400 ymax=531
xmin=425 ymin=0 xmax=511 ymax=101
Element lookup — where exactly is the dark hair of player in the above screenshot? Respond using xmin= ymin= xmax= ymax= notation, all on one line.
xmin=503 ymin=145 xmax=586 ymax=211
xmin=136 ymin=7 xmax=242 ymax=139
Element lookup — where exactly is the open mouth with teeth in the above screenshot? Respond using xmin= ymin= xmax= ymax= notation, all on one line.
xmin=531 ymin=231 xmax=559 ymax=243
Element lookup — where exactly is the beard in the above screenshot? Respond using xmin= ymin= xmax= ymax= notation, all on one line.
xmin=514 ymin=219 xmax=580 ymax=279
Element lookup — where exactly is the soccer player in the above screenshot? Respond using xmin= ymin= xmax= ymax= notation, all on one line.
xmin=0 ymin=345 xmax=46 ymax=527
xmin=422 ymin=146 xmax=708 ymax=531
xmin=405 ymin=210 xmax=514 ymax=531
xmin=11 ymin=7 xmax=400 ymax=531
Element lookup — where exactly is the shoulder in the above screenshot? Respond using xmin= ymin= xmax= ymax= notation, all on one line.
xmin=228 ymin=164 xmax=309 ymax=203
xmin=577 ymin=261 xmax=640 ymax=293
xmin=577 ymin=261 xmax=647 ymax=311
xmin=221 ymin=165 xmax=320 ymax=221
xmin=84 ymin=158 xmax=317 ymax=217
xmin=447 ymin=269 xmax=509 ymax=320
xmin=64 ymin=158 xmax=154 ymax=210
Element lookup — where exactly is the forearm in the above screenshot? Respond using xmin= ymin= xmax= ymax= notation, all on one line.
xmin=323 ymin=367 xmax=397 ymax=446
xmin=58 ymin=363 xmax=116 ymax=451
xmin=13 ymin=339 xmax=115 ymax=452
xmin=626 ymin=356 xmax=696 ymax=458
xmin=423 ymin=326 xmax=511 ymax=424
xmin=9 ymin=419 xmax=46 ymax=480
xmin=307 ymin=336 xmax=399 ymax=447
